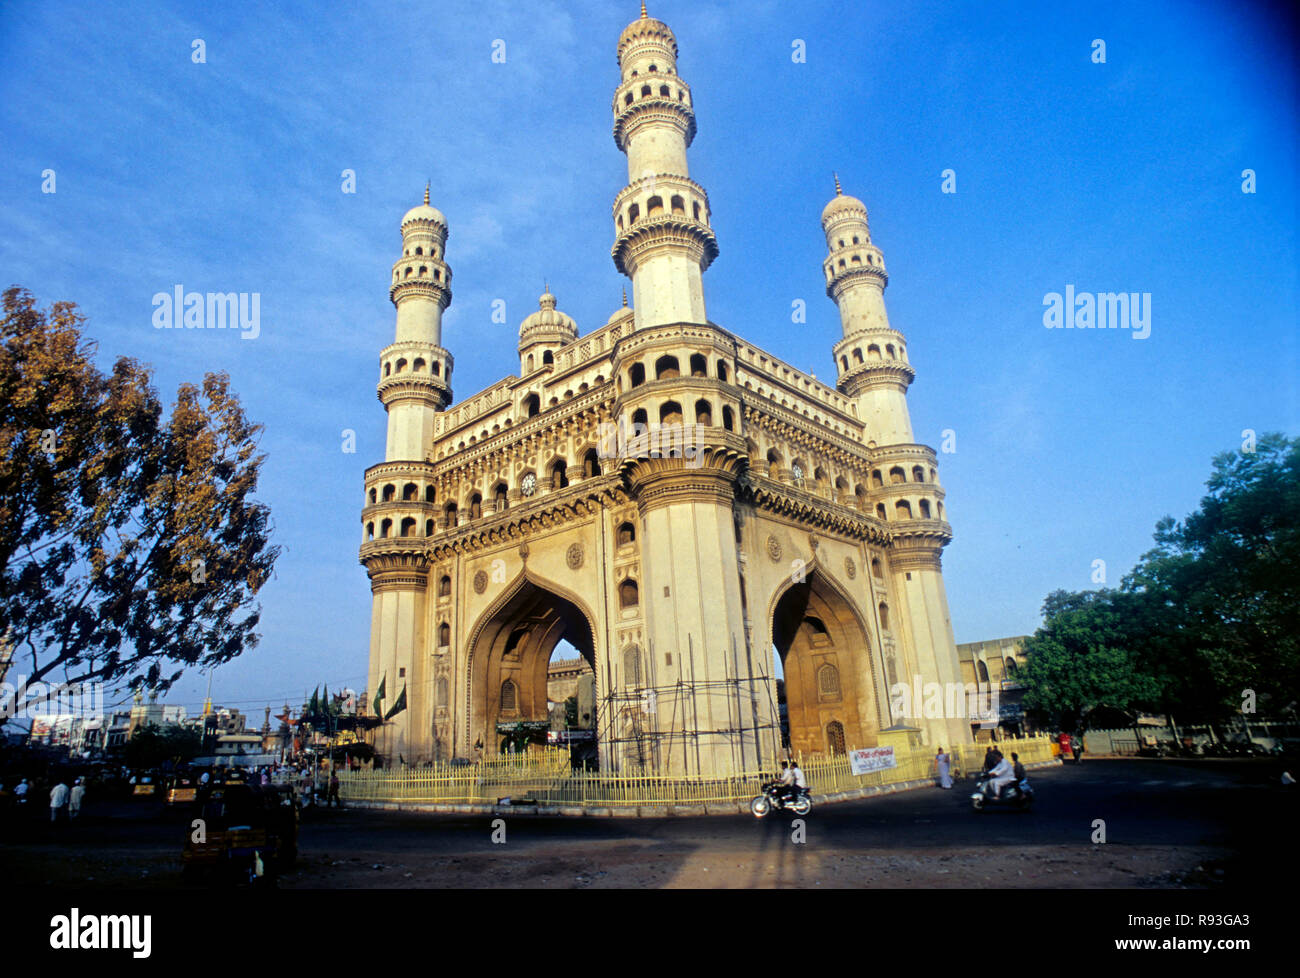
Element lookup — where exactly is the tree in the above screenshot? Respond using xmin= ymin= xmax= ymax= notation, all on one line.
xmin=0 ymin=288 xmax=280 ymax=720
xmin=1124 ymin=433 xmax=1300 ymax=721
xmin=123 ymin=722 xmax=202 ymax=768
xmin=1019 ymin=589 xmax=1164 ymax=731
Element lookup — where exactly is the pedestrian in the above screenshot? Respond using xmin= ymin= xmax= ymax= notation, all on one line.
xmin=934 ymin=747 xmax=952 ymax=789
xmin=328 ymin=771 xmax=341 ymax=808
xmin=15 ymin=778 xmax=30 ymax=806
xmin=1071 ymin=733 xmax=1083 ymax=764
xmin=69 ymin=778 xmax=85 ymax=820
xmin=49 ymin=779 xmax=70 ymax=824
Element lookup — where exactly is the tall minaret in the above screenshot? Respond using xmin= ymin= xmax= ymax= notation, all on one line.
xmin=821 ymin=178 xmax=968 ymax=748
xmin=822 ymin=177 xmax=913 ymax=445
xmin=611 ymin=4 xmax=718 ymax=328
xmin=361 ymin=188 xmax=455 ymax=764
xmin=383 ymin=186 xmax=454 ymax=458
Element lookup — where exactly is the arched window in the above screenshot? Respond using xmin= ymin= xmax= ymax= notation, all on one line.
xmin=379 ymin=518 xmax=392 ymax=538
xmin=549 ymin=459 xmax=568 ymax=489
xmin=647 ymin=195 xmax=664 ymax=216
xmin=919 ymin=499 xmax=932 ymax=519
xmin=694 ymin=399 xmax=712 ymax=425
xmin=1005 ymin=658 xmax=1019 ymax=678
xmin=444 ymin=502 xmax=458 ymax=528
xmin=628 ymin=203 xmax=640 ymax=223
xmin=526 ymin=353 xmax=534 ymax=372
xmin=617 ymin=522 xmax=636 ymax=546
xmin=366 ymin=522 xmax=375 ymax=541
xmin=689 ymin=353 xmax=707 ymax=377
xmin=438 ymin=575 xmax=451 ymax=597
xmin=722 ymin=406 xmax=735 ymax=431
xmin=766 ymin=448 xmax=782 ymax=472
xmin=624 ymin=645 xmax=642 ymax=686
xmin=632 ymin=407 xmax=648 ymax=426
xmin=658 ymin=84 xmax=670 ymax=97
xmin=670 ymin=194 xmax=685 ymax=214
xmin=871 ymin=469 xmax=883 ymax=488
xmin=425 ymin=519 xmax=434 ymax=536
xmin=841 ymin=355 xmax=849 ymax=371
xmin=629 ymin=363 xmax=646 ymax=387
xmin=717 ymin=360 xmax=728 ymax=381
xmin=368 ymin=488 xmax=377 ymax=505
xmin=382 ymin=484 xmax=396 ymax=502
xmin=878 ymin=602 xmax=890 ymax=631
xmin=889 ymin=466 xmax=905 ymax=485
xmin=868 ymin=344 xmax=881 ymax=359
xmin=425 ymin=485 xmax=436 ymax=503
xmin=500 ymin=679 xmax=518 ymax=713
xmin=439 ymin=622 xmax=450 ymax=646
xmin=542 ymin=350 xmax=554 ymax=365
xmin=470 ymin=493 xmax=483 ymax=520
xmin=826 ymin=721 xmax=847 ymax=755
xmin=854 ymin=485 xmax=866 ymax=509
xmin=659 ymin=401 xmax=682 ymax=425
xmin=619 ymin=579 xmax=639 ymax=608
xmin=853 ymin=349 xmax=864 ymax=364
xmin=396 ymin=358 xmax=408 ymax=373
xmin=402 ymin=482 xmax=418 ymax=501
xmin=655 ymin=355 xmax=680 ymax=379
xmin=871 ymin=557 xmax=883 ymax=578
xmin=875 ymin=503 xmax=886 ymax=520
xmin=912 ymin=465 xmax=926 ymax=483
xmin=817 ymin=663 xmax=841 ymax=699
xmin=583 ymin=448 xmax=601 ymax=478
xmin=524 ymin=393 xmax=540 ymax=418
xmin=977 ymin=660 xmax=990 ymax=683
xmin=494 ymin=483 xmax=508 ymax=512
xmin=895 ymin=500 xmax=912 ymax=520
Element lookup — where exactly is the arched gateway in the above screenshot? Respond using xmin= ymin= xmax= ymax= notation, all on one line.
xmin=358 ymin=10 xmax=972 ymax=775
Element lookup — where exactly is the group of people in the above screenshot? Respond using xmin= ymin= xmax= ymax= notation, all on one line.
xmin=1057 ymin=731 xmax=1084 ymax=763
xmin=0 ymin=777 xmax=87 ymax=824
xmin=931 ymin=745 xmax=1028 ymax=797
xmin=775 ymin=760 xmax=807 ymax=803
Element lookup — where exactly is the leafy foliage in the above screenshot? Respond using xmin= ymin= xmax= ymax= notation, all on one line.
xmin=0 ymin=288 xmax=280 ymax=716
xmin=123 ymin=722 xmax=202 ymax=768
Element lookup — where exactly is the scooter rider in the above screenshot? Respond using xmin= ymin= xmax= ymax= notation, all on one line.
xmin=987 ymin=754 xmax=1016 ymax=799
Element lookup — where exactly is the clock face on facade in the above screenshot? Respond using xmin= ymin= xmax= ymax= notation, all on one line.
xmin=791 ymin=463 xmax=803 ymax=481
xmin=521 ymin=473 xmax=536 ymax=497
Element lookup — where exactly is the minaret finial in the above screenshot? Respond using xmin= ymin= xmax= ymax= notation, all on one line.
xmin=834 ymin=172 xmax=842 ymax=196
xmin=424 ymin=182 xmax=430 ymax=205
xmin=622 ymin=286 xmax=628 ymax=307
xmin=641 ymin=2 xmax=647 ymax=18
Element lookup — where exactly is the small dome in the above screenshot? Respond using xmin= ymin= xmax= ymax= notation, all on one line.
xmin=520 ymin=290 xmax=577 ymax=338
xmin=606 ymin=304 xmax=635 ymax=328
xmin=821 ymin=191 xmax=867 ymax=226
xmin=402 ymin=202 xmax=447 ymax=228
xmin=618 ymin=6 xmax=677 ymax=59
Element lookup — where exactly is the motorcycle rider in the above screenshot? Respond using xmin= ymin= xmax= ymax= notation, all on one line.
xmin=791 ymin=761 xmax=807 ymax=800
xmin=987 ymin=753 xmax=1016 ymax=800
xmin=776 ymin=760 xmax=796 ymax=804
xmin=1011 ymin=752 xmax=1026 ymax=784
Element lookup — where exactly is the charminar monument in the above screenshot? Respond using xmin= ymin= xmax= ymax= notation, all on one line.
xmin=360 ymin=6 xmax=971 ymax=774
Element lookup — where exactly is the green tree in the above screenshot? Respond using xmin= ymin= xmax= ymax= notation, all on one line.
xmin=123 ymin=722 xmax=203 ymax=768
xmin=1124 ymin=433 xmax=1300 ymax=720
xmin=0 ymin=288 xmax=280 ymax=720
xmin=1019 ymin=589 xmax=1164 ymax=730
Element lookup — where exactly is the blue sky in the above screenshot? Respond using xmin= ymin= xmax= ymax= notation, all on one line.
xmin=2 ymin=0 xmax=1295 ymax=718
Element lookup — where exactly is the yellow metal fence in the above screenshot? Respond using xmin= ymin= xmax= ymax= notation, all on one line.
xmin=338 ymin=736 xmax=1055 ymax=809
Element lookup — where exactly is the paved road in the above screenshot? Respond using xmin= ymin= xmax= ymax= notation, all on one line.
xmin=4 ymin=758 xmax=1295 ymax=888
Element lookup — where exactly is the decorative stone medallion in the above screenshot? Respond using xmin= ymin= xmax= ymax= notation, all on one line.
xmin=766 ymin=534 xmax=782 ymax=562
xmin=473 ymin=569 xmax=489 ymax=594
xmin=566 ymin=543 xmax=584 ymax=570
xmin=845 ymin=557 xmax=857 ymax=580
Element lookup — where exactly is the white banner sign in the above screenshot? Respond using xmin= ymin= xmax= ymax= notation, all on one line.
xmin=848 ymin=745 xmax=897 ymax=775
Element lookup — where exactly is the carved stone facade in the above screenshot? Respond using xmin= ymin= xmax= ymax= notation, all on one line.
xmin=360 ymin=8 xmax=971 ymax=775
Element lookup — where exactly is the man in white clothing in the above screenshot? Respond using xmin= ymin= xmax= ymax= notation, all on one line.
xmin=69 ymin=778 xmax=86 ymax=820
xmin=49 ymin=780 xmax=70 ymax=823
xmin=987 ymin=755 xmax=1016 ymax=799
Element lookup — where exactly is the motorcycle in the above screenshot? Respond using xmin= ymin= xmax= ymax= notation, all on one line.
xmin=970 ymin=773 xmax=1033 ymax=812
xmin=750 ymin=780 xmax=812 ymax=817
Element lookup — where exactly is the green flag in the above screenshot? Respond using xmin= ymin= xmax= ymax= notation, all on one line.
xmin=384 ymin=683 xmax=407 ymax=721
xmin=373 ymin=674 xmax=386 ymax=716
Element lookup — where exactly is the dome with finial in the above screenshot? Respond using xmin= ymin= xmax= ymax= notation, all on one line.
xmin=618 ymin=2 xmax=678 ymax=59
xmin=605 ymin=287 xmax=635 ymax=328
xmin=402 ymin=183 xmax=447 ymax=229
xmin=520 ymin=287 xmax=578 ymax=342
xmin=821 ymin=172 xmax=868 ymax=225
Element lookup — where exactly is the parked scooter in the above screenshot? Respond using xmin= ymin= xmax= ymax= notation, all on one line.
xmin=750 ymin=780 xmax=812 ymax=817
xmin=970 ymin=773 xmax=1034 ymax=812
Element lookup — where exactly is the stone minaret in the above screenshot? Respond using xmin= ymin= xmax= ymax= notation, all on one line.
xmin=822 ymin=177 xmax=967 ymax=746
xmin=611 ymin=4 xmax=719 ymax=328
xmin=361 ymin=188 xmax=455 ymax=763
